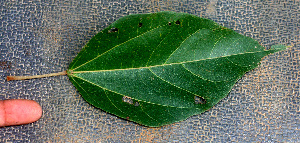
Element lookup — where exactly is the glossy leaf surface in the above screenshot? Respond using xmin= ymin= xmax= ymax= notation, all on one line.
xmin=67 ymin=11 xmax=286 ymax=127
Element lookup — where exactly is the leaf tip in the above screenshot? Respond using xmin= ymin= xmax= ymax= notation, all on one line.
xmin=265 ymin=44 xmax=289 ymax=55
xmin=270 ymin=44 xmax=289 ymax=51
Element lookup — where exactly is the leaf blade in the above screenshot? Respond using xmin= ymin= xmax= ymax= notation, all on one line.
xmin=68 ymin=11 xmax=286 ymax=127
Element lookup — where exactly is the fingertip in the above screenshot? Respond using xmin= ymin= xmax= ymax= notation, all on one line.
xmin=26 ymin=100 xmax=43 ymax=121
xmin=0 ymin=99 xmax=42 ymax=127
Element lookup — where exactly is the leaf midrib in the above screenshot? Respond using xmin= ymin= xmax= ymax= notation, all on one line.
xmin=69 ymin=49 xmax=269 ymax=74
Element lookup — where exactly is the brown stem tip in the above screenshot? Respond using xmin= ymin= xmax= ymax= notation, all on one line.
xmin=7 ymin=71 xmax=67 ymax=81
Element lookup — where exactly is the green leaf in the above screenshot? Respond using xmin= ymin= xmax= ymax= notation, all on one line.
xmin=67 ymin=11 xmax=286 ymax=127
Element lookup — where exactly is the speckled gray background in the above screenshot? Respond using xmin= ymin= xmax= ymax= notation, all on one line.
xmin=0 ymin=0 xmax=299 ymax=142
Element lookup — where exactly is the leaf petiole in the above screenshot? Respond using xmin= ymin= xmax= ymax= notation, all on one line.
xmin=7 ymin=71 xmax=67 ymax=81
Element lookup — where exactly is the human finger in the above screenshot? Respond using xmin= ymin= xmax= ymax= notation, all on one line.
xmin=0 ymin=99 xmax=42 ymax=127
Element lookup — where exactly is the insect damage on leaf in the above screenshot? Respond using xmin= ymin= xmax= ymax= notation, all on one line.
xmin=122 ymin=96 xmax=133 ymax=104
xmin=194 ymin=96 xmax=206 ymax=104
xmin=108 ymin=27 xmax=119 ymax=33
xmin=138 ymin=23 xmax=143 ymax=27
xmin=7 ymin=11 xmax=287 ymax=127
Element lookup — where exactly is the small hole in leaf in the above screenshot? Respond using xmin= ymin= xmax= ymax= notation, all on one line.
xmin=175 ymin=20 xmax=180 ymax=25
xmin=108 ymin=27 xmax=118 ymax=33
xmin=168 ymin=22 xmax=171 ymax=25
xmin=138 ymin=23 xmax=143 ymax=27
xmin=122 ymin=96 xmax=133 ymax=104
xmin=134 ymin=102 xmax=139 ymax=106
xmin=194 ymin=96 xmax=206 ymax=104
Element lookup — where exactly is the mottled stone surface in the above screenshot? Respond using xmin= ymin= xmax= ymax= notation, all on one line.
xmin=0 ymin=0 xmax=299 ymax=142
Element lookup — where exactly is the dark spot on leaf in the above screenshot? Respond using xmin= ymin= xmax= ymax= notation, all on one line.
xmin=126 ymin=116 xmax=130 ymax=120
xmin=122 ymin=96 xmax=133 ymax=104
xmin=175 ymin=20 xmax=180 ymax=25
xmin=138 ymin=23 xmax=143 ymax=27
xmin=134 ymin=102 xmax=139 ymax=106
xmin=194 ymin=96 xmax=206 ymax=104
xmin=168 ymin=22 xmax=171 ymax=25
xmin=108 ymin=27 xmax=118 ymax=33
